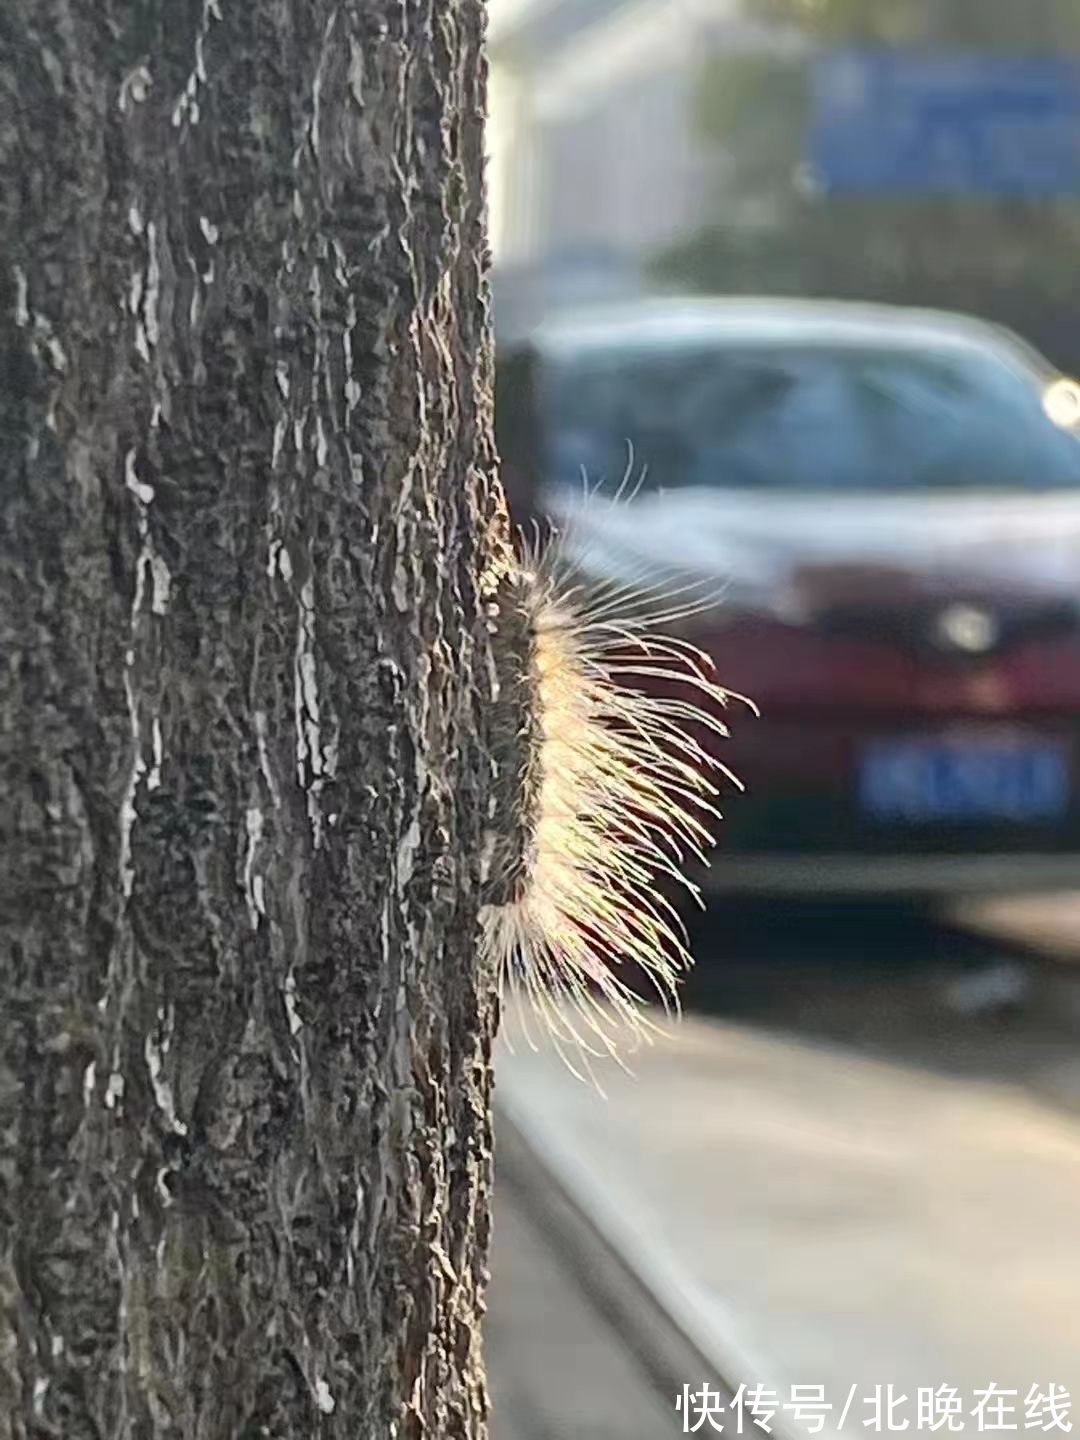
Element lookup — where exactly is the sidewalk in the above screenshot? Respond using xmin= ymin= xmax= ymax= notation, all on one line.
xmin=486 ymin=1142 xmax=683 ymax=1440
xmin=949 ymin=893 xmax=1080 ymax=963
xmin=487 ymin=1068 xmax=744 ymax=1437
xmin=495 ymin=1011 xmax=1080 ymax=1440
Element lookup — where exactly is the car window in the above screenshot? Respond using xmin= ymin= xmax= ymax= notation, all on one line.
xmin=539 ymin=340 xmax=1080 ymax=493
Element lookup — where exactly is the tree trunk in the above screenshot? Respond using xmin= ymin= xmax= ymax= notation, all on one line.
xmin=0 ymin=1 xmax=511 ymax=1435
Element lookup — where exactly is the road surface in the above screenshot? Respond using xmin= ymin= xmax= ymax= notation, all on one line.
xmin=485 ymin=900 xmax=1080 ymax=1439
xmin=486 ymin=1168 xmax=682 ymax=1440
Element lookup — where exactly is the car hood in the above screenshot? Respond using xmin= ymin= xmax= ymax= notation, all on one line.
xmin=548 ymin=487 xmax=1080 ymax=617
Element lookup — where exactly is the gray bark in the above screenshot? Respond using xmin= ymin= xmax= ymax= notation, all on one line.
xmin=0 ymin=1 xmax=512 ymax=1435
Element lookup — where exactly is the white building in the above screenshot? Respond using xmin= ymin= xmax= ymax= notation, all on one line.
xmin=486 ymin=0 xmax=805 ymax=339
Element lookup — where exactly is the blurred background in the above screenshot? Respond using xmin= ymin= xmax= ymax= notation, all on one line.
xmin=483 ymin=1 xmax=1080 ymax=1436
xmin=486 ymin=0 xmax=1080 ymax=362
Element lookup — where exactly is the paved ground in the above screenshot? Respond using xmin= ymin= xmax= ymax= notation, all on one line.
xmin=486 ymin=901 xmax=1080 ymax=1440
xmin=486 ymin=1161 xmax=680 ymax=1440
xmin=950 ymin=892 xmax=1080 ymax=963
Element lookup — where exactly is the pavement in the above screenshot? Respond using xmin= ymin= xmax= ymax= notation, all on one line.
xmin=486 ymin=905 xmax=1080 ymax=1440
xmin=949 ymin=893 xmax=1080 ymax=963
xmin=486 ymin=1136 xmax=683 ymax=1440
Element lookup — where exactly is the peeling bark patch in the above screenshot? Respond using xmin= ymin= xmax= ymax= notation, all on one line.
xmin=119 ymin=450 xmax=161 ymax=902
xmin=293 ymin=575 xmax=326 ymax=849
xmin=243 ymin=805 xmax=266 ymax=929
xmin=171 ymin=0 xmax=222 ymax=129
xmin=283 ymin=971 xmax=303 ymax=1037
xmin=104 ymin=1072 xmax=125 ymax=1111
xmin=144 ymin=1008 xmax=187 ymax=1138
xmin=12 ymin=265 xmax=29 ymax=326
xmin=118 ymin=63 xmax=154 ymax=112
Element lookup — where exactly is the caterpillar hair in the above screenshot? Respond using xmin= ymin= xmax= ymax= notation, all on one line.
xmin=481 ymin=497 xmax=755 ymax=1087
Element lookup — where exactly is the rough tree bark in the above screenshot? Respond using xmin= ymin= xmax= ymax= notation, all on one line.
xmin=0 ymin=1 xmax=515 ymax=1435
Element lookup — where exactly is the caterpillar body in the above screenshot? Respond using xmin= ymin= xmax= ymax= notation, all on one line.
xmin=481 ymin=504 xmax=754 ymax=1087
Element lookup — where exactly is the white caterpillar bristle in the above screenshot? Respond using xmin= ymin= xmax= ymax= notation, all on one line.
xmin=483 ymin=516 xmax=755 ymax=1090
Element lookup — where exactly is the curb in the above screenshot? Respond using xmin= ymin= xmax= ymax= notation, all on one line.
xmin=495 ymin=1080 xmax=834 ymax=1440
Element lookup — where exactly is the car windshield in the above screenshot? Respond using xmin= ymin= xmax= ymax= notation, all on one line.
xmin=539 ymin=338 xmax=1080 ymax=493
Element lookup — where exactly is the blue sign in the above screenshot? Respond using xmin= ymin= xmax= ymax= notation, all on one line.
xmin=810 ymin=50 xmax=1080 ymax=195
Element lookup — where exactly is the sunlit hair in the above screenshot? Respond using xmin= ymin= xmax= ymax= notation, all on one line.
xmin=482 ymin=477 xmax=754 ymax=1088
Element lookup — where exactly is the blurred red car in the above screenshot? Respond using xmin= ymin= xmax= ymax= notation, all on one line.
xmin=500 ymin=297 xmax=1080 ymax=896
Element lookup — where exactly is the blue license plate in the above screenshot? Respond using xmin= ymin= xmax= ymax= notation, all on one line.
xmin=859 ymin=737 xmax=1070 ymax=823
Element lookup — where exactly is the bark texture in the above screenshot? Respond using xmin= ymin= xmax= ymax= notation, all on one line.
xmin=0 ymin=1 xmax=512 ymax=1435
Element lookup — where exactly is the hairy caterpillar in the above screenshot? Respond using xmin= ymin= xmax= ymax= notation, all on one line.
xmin=481 ymin=499 xmax=754 ymax=1087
